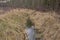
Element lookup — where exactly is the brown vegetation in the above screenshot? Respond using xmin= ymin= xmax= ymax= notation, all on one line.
xmin=0 ymin=8 xmax=60 ymax=40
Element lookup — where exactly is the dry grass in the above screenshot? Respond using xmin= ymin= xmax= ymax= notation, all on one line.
xmin=0 ymin=8 xmax=60 ymax=40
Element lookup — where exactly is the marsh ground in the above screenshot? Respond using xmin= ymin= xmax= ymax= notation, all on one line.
xmin=0 ymin=8 xmax=60 ymax=40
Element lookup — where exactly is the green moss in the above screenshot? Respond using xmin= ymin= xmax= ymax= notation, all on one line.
xmin=26 ymin=17 xmax=34 ymax=28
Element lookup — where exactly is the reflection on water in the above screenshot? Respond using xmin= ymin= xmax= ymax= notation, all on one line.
xmin=25 ymin=26 xmax=35 ymax=40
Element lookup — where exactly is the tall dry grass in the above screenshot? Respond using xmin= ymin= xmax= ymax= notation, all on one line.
xmin=0 ymin=8 xmax=60 ymax=40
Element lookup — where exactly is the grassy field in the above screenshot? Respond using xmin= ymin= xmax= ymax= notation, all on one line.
xmin=0 ymin=8 xmax=60 ymax=40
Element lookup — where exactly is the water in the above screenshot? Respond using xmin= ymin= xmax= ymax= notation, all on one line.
xmin=25 ymin=26 xmax=35 ymax=40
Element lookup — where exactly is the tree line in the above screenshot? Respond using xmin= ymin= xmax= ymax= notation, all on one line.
xmin=0 ymin=0 xmax=60 ymax=10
